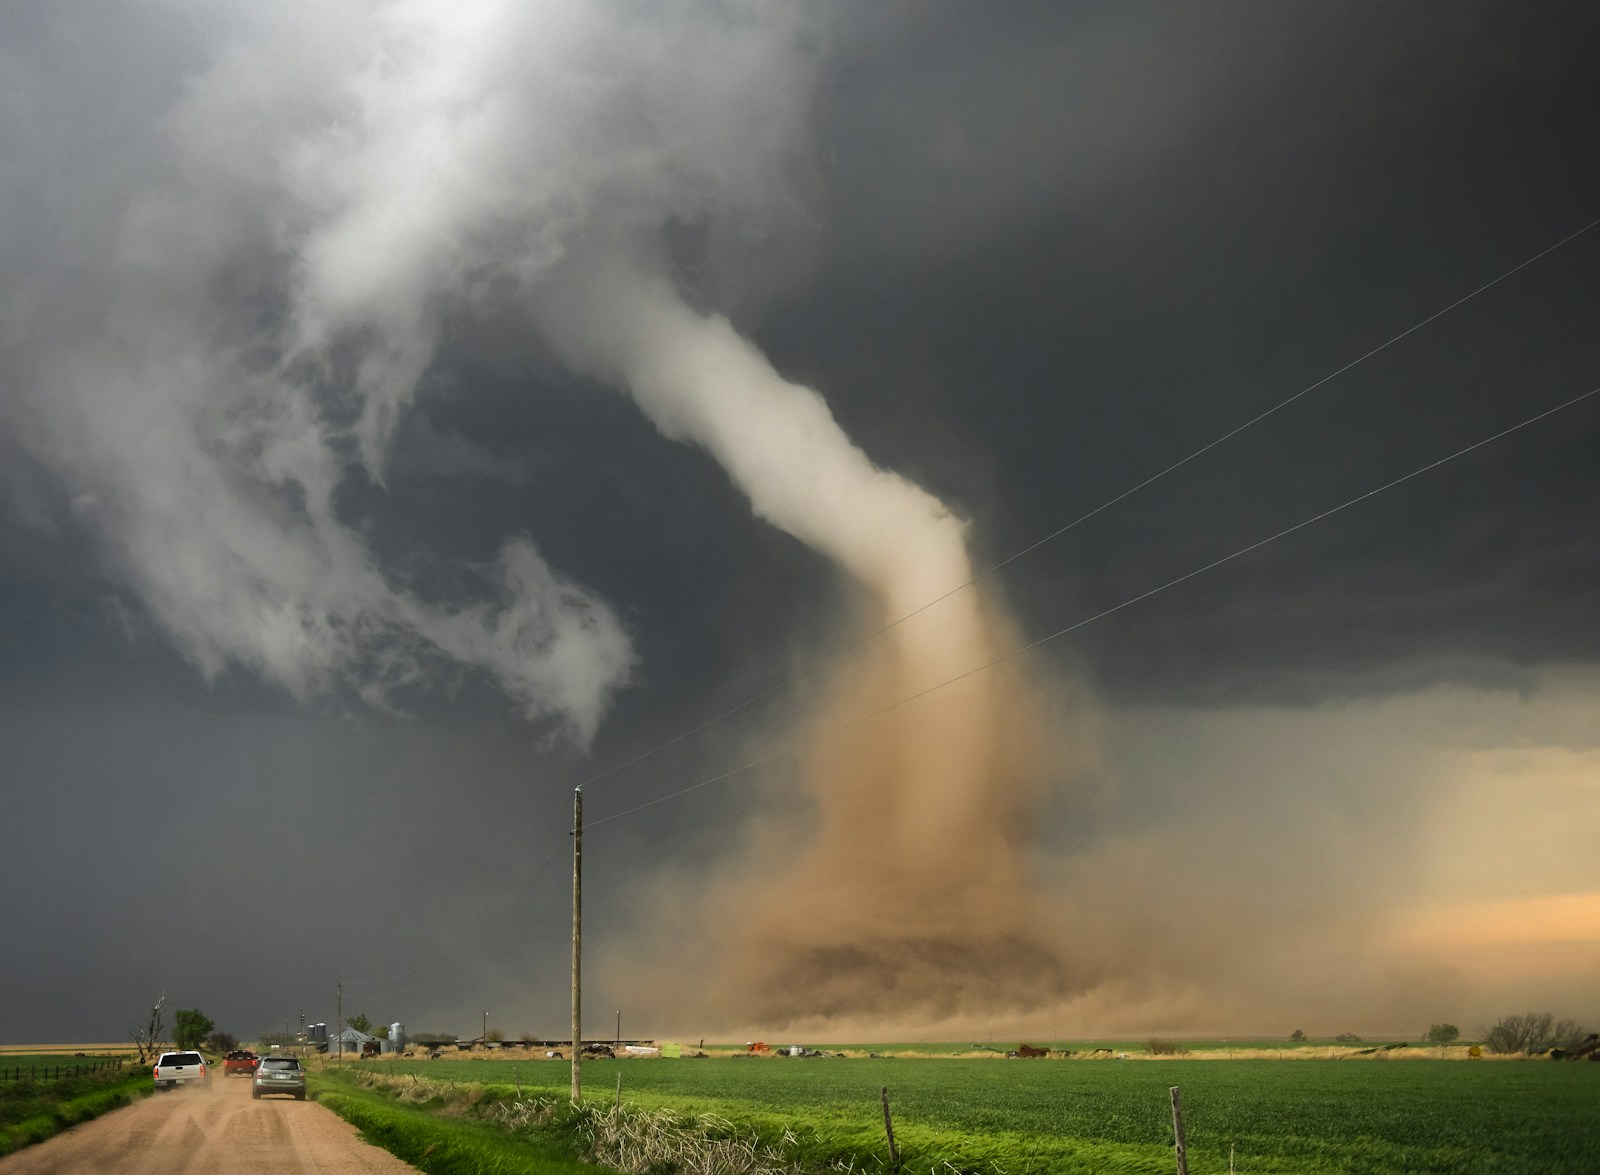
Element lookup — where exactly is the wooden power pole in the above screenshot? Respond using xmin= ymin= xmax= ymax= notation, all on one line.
xmin=570 ymin=786 xmax=583 ymax=1105
xmin=336 ymin=982 xmax=343 ymax=1062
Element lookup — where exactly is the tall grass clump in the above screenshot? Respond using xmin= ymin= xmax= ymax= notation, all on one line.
xmin=499 ymin=1097 xmax=832 ymax=1175
xmin=312 ymin=1072 xmax=593 ymax=1175
xmin=1143 ymin=1038 xmax=1189 ymax=1056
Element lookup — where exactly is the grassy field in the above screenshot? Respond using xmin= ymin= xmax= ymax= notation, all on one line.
xmin=312 ymin=1072 xmax=600 ymax=1175
xmin=339 ymin=1054 xmax=1598 ymax=1175
xmin=0 ymin=1060 xmax=153 ymax=1156
xmin=0 ymin=1054 xmax=134 ymax=1081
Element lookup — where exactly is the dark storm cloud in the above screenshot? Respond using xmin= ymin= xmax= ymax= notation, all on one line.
xmin=754 ymin=0 xmax=1600 ymax=706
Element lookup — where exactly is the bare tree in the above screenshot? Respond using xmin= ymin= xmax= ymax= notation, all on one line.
xmin=131 ymin=990 xmax=167 ymax=1063
xmin=1483 ymin=1012 xmax=1590 ymax=1054
xmin=1549 ymin=1019 xmax=1590 ymax=1052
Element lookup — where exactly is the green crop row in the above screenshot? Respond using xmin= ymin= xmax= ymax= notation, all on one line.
xmin=345 ymin=1055 xmax=1598 ymax=1174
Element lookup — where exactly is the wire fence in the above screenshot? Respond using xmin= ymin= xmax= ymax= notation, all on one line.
xmin=0 ymin=1058 xmax=127 ymax=1082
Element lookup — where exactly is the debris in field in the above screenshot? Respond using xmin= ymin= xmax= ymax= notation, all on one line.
xmin=1015 ymin=1044 xmax=1049 ymax=1058
xmin=1552 ymin=1034 xmax=1599 ymax=1061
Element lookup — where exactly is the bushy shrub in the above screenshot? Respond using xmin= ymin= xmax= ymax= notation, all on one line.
xmin=1424 ymin=1024 xmax=1459 ymax=1044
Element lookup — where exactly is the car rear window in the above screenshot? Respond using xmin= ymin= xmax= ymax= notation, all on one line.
xmin=260 ymin=1059 xmax=300 ymax=1070
xmin=162 ymin=1053 xmax=204 ymax=1066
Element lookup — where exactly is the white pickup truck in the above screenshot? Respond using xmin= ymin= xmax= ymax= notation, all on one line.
xmin=152 ymin=1051 xmax=210 ymax=1089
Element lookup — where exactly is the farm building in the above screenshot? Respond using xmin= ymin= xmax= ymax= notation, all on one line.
xmin=322 ymin=1027 xmax=377 ymax=1055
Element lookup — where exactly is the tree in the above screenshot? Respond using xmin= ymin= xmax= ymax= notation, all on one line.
xmin=1288 ymin=1029 xmax=1306 ymax=1042
xmin=174 ymin=1008 xmax=215 ymax=1050
xmin=206 ymin=1031 xmax=238 ymax=1054
xmin=1482 ymin=1012 xmax=1588 ymax=1054
xmin=1550 ymin=1019 xmax=1590 ymax=1051
xmin=348 ymin=1012 xmax=373 ymax=1035
xmin=130 ymin=990 xmax=166 ymax=1063
xmin=1425 ymin=1023 xmax=1460 ymax=1044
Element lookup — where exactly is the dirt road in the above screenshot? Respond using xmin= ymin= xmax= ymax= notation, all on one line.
xmin=0 ymin=1073 xmax=420 ymax=1174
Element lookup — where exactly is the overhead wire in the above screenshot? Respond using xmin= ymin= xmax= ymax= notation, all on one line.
xmin=583 ymin=382 xmax=1600 ymax=831
xmin=572 ymin=216 xmax=1599 ymax=793
xmin=339 ymin=958 xmax=441 ymax=987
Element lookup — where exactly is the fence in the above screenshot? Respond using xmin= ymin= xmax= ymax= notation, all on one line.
xmin=0 ymin=1059 xmax=126 ymax=1082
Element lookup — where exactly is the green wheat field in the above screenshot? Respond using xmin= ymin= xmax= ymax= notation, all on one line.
xmin=349 ymin=1053 xmax=1599 ymax=1174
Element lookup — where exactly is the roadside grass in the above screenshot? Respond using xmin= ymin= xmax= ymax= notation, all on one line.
xmin=0 ymin=1067 xmax=154 ymax=1156
xmin=349 ymin=1054 xmax=1600 ymax=1175
xmin=311 ymin=1069 xmax=600 ymax=1175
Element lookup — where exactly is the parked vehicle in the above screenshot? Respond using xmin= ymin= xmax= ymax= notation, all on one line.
xmin=251 ymin=1055 xmax=305 ymax=1100
xmin=153 ymin=1051 xmax=210 ymax=1089
xmin=223 ymin=1050 xmax=260 ymax=1077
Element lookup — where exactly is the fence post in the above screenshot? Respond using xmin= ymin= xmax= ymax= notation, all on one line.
xmin=881 ymin=1086 xmax=901 ymax=1173
xmin=1170 ymin=1086 xmax=1188 ymax=1175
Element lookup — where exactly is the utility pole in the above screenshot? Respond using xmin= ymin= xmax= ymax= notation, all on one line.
xmin=337 ymin=982 xmax=344 ymax=1063
xmin=571 ymin=786 xmax=583 ymax=1105
xmin=615 ymin=1009 xmax=621 ymax=1048
xmin=483 ymin=1010 xmax=488 ymax=1047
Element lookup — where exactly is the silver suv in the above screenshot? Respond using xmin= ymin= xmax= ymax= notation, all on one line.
xmin=251 ymin=1055 xmax=306 ymax=1100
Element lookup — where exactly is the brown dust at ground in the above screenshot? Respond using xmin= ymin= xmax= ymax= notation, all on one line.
xmin=0 ymin=1070 xmax=419 ymax=1174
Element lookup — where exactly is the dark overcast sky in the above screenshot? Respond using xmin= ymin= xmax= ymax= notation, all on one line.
xmin=2 ymin=0 xmax=1597 ymax=1044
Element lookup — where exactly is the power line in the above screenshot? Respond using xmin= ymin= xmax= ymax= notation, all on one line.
xmin=583 ymin=383 xmax=1599 ymax=831
xmin=340 ymin=958 xmax=441 ymax=987
xmin=573 ymin=215 xmax=1599 ymax=793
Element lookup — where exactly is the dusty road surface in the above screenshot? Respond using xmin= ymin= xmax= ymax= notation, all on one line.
xmin=0 ymin=1072 xmax=420 ymax=1174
